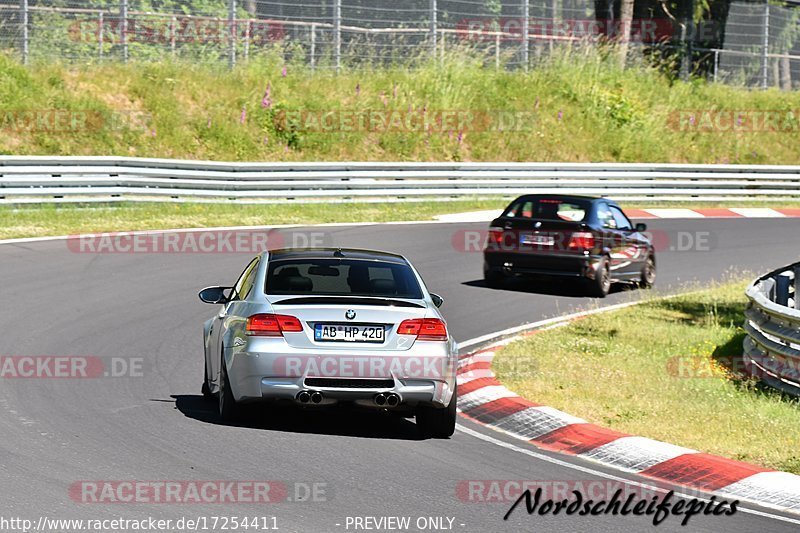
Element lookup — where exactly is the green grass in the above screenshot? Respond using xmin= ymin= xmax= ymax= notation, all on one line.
xmin=3 ymin=198 xmax=800 ymax=240
xmin=3 ymin=47 xmax=800 ymax=163
xmin=0 ymin=199 xmax=504 ymax=239
xmin=493 ymin=280 xmax=800 ymax=473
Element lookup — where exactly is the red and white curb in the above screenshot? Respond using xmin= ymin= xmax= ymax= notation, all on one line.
xmin=437 ymin=207 xmax=800 ymax=223
xmin=456 ymin=319 xmax=800 ymax=514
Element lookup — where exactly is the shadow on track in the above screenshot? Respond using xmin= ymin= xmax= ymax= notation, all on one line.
xmin=462 ymin=278 xmax=632 ymax=298
xmin=170 ymin=394 xmax=425 ymax=441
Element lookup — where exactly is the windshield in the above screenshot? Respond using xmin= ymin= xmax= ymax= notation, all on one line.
xmin=502 ymin=197 xmax=590 ymax=222
xmin=265 ymin=258 xmax=424 ymax=299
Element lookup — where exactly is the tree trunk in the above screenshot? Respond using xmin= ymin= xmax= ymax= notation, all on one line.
xmin=781 ymin=56 xmax=792 ymax=90
xmin=618 ymin=0 xmax=634 ymax=68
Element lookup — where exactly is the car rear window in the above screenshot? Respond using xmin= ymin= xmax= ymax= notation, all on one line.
xmin=265 ymin=258 xmax=424 ymax=299
xmin=502 ymin=198 xmax=589 ymax=222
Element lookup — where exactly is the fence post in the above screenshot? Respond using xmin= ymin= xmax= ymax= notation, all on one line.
xmin=430 ymin=0 xmax=437 ymax=59
xmin=244 ymin=19 xmax=250 ymax=62
xmin=761 ymin=1 xmax=770 ymax=89
xmin=170 ymin=16 xmax=176 ymax=57
xmin=713 ymin=49 xmax=719 ymax=83
xmin=310 ymin=23 xmax=316 ymax=70
xmin=120 ymin=0 xmax=128 ymax=63
xmin=228 ymin=0 xmax=236 ymax=69
xmin=686 ymin=0 xmax=695 ymax=78
xmin=495 ymin=32 xmax=500 ymax=69
xmin=334 ymin=0 xmax=342 ymax=72
xmin=98 ymin=11 xmax=104 ymax=59
xmin=20 ymin=0 xmax=28 ymax=65
xmin=521 ymin=0 xmax=529 ymax=71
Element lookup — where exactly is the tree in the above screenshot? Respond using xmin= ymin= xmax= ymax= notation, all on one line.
xmin=618 ymin=0 xmax=635 ymax=66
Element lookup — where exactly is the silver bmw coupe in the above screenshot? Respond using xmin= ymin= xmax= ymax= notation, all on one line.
xmin=199 ymin=248 xmax=457 ymax=437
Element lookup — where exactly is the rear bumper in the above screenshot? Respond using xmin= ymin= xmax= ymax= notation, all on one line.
xmin=225 ymin=338 xmax=457 ymax=408
xmin=256 ymin=376 xmax=451 ymax=408
xmin=484 ymin=251 xmax=603 ymax=279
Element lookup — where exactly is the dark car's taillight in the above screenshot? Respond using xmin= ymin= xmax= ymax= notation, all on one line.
xmin=246 ymin=314 xmax=303 ymax=336
xmin=397 ymin=318 xmax=448 ymax=341
xmin=488 ymin=227 xmax=505 ymax=245
xmin=487 ymin=226 xmax=515 ymax=250
xmin=568 ymin=231 xmax=595 ymax=250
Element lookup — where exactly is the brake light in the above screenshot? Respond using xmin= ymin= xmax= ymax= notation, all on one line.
xmin=488 ymin=227 xmax=505 ymax=245
xmin=246 ymin=313 xmax=303 ymax=336
xmin=568 ymin=231 xmax=595 ymax=250
xmin=397 ymin=318 xmax=448 ymax=341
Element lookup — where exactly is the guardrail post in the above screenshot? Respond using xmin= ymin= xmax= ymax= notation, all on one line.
xmin=795 ymin=266 xmax=800 ymax=309
xmin=761 ymin=1 xmax=770 ymax=89
xmin=120 ymin=0 xmax=128 ymax=63
xmin=430 ymin=0 xmax=437 ymax=59
xmin=228 ymin=0 xmax=237 ymax=69
xmin=762 ymin=277 xmax=776 ymax=302
xmin=20 ymin=0 xmax=28 ymax=65
xmin=334 ymin=0 xmax=342 ymax=72
xmin=776 ymin=272 xmax=791 ymax=307
xmin=521 ymin=0 xmax=529 ymax=71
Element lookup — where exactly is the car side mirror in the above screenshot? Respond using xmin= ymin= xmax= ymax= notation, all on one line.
xmin=199 ymin=286 xmax=232 ymax=304
xmin=635 ymin=223 xmax=647 ymax=232
xmin=430 ymin=293 xmax=444 ymax=308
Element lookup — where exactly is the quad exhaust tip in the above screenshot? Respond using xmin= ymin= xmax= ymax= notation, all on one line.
xmin=296 ymin=391 xmax=311 ymax=404
xmin=310 ymin=391 xmax=323 ymax=404
xmin=375 ymin=393 xmax=400 ymax=407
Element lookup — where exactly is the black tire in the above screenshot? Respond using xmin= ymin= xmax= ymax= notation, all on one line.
xmin=201 ymin=358 xmax=214 ymax=401
xmin=587 ymin=257 xmax=611 ymax=298
xmin=484 ymin=267 xmax=506 ymax=289
xmin=417 ymin=386 xmax=457 ymax=438
xmin=218 ymin=352 xmax=240 ymax=422
xmin=640 ymin=255 xmax=656 ymax=288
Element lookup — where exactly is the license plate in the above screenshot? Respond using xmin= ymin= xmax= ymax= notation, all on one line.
xmin=520 ymin=233 xmax=555 ymax=246
xmin=314 ymin=324 xmax=385 ymax=343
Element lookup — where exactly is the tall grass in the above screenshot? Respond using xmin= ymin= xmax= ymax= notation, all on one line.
xmin=1 ymin=47 xmax=799 ymax=163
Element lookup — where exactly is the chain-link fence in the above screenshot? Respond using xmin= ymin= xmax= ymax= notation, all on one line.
xmin=1 ymin=1 xmax=799 ymax=88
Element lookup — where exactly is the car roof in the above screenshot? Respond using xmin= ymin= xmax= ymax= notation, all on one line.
xmin=266 ymin=248 xmax=409 ymax=265
xmin=510 ymin=194 xmax=613 ymax=204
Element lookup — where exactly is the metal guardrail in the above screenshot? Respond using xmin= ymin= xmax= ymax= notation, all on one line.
xmin=744 ymin=262 xmax=800 ymax=397
xmin=2 ymin=157 xmax=800 ymax=204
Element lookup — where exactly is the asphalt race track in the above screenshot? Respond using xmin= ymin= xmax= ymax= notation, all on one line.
xmin=1 ymin=218 xmax=799 ymax=533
